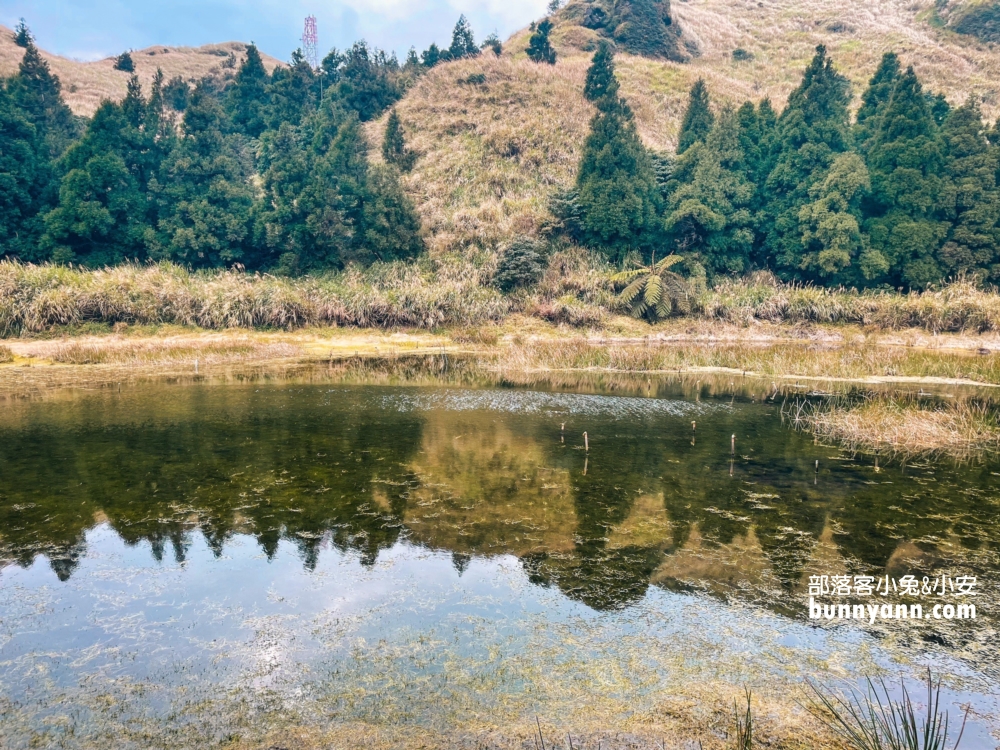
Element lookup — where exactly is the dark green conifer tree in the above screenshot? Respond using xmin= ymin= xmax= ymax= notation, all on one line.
xmin=8 ymin=39 xmax=79 ymax=159
xmin=121 ymin=74 xmax=145 ymax=128
xmin=360 ymin=163 xmax=424 ymax=263
xmin=227 ymin=43 xmax=270 ymax=137
xmin=665 ymin=107 xmax=755 ymax=274
xmin=0 ymin=82 xmax=43 ymax=259
xmin=335 ymin=41 xmax=403 ymax=121
xmin=928 ymin=92 xmax=950 ymax=125
xmin=40 ymin=102 xmax=149 ymax=266
xmin=761 ymin=46 xmax=852 ymax=276
xmin=145 ymin=68 xmax=171 ymax=139
xmin=575 ymin=50 xmax=661 ymax=256
xmin=937 ymin=98 xmax=1000 ymax=281
xmin=163 ymin=76 xmax=190 ymax=111
xmin=382 ymin=109 xmax=415 ymax=171
xmin=13 ymin=18 xmax=32 ymax=48
xmin=677 ymin=79 xmax=713 ymax=154
xmin=421 ymin=43 xmax=442 ymax=68
xmin=151 ymin=86 xmax=255 ymax=267
xmin=583 ymin=43 xmax=617 ymax=104
xmin=114 ymin=51 xmax=135 ymax=72
xmin=527 ymin=19 xmax=557 ymax=64
xmin=796 ymin=152 xmax=875 ymax=282
xmin=449 ymin=16 xmax=479 ymax=59
xmin=265 ymin=49 xmax=316 ymax=129
xmin=256 ymin=103 xmax=422 ymax=271
xmin=853 ymin=52 xmax=899 ymax=154
xmin=863 ymin=66 xmax=948 ymax=287
xmin=481 ymin=33 xmax=503 ymax=56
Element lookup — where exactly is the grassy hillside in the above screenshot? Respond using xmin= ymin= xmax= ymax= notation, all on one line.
xmin=7 ymin=0 xmax=1000 ymax=255
xmin=366 ymin=0 xmax=1000 ymax=254
xmin=0 ymin=25 xmax=283 ymax=116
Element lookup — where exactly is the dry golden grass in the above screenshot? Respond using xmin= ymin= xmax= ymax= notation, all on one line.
xmin=36 ymin=336 xmax=299 ymax=366
xmin=366 ymin=53 xmax=596 ymax=255
xmin=366 ymin=0 xmax=1000 ymax=251
xmin=800 ymin=396 xmax=1000 ymax=458
xmin=0 ymin=25 xmax=283 ymax=116
xmin=0 ymin=259 xmax=508 ymax=336
xmin=494 ymin=336 xmax=1000 ymax=385
xmin=0 ymin=344 xmax=12 ymax=363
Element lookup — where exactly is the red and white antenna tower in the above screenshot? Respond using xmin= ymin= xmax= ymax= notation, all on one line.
xmin=302 ymin=15 xmax=318 ymax=69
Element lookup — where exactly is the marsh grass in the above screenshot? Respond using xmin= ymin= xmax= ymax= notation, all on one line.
xmin=790 ymin=393 xmax=1000 ymax=460
xmin=807 ymin=672 xmax=969 ymax=750
xmin=45 ymin=338 xmax=299 ymax=366
xmin=496 ymin=338 xmax=1000 ymax=385
xmin=0 ymin=259 xmax=508 ymax=337
xmin=734 ymin=688 xmax=754 ymax=750
xmin=700 ymin=273 xmax=1000 ymax=333
xmin=0 ymin=344 xmax=12 ymax=363
xmin=7 ymin=261 xmax=1000 ymax=341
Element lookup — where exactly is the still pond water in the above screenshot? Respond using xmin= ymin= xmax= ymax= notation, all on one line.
xmin=1 ymin=372 xmax=998 ymax=747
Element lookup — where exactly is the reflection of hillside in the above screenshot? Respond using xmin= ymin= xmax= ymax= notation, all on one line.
xmin=652 ymin=524 xmax=784 ymax=599
xmin=404 ymin=413 xmax=577 ymax=558
xmin=0 ymin=383 xmax=997 ymax=625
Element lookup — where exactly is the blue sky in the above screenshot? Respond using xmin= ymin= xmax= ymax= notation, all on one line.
xmin=3 ymin=0 xmax=549 ymax=63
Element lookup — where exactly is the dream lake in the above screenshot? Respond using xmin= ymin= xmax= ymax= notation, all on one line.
xmin=0 ymin=366 xmax=998 ymax=748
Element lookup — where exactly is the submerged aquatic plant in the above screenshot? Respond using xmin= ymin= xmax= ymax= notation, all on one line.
xmin=807 ymin=671 xmax=969 ymax=750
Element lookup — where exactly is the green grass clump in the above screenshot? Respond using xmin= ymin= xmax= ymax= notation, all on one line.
xmin=808 ymin=671 xmax=969 ymax=750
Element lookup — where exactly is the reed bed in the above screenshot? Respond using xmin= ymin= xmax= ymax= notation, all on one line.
xmin=795 ymin=396 xmax=1000 ymax=460
xmin=0 ymin=259 xmax=508 ymax=337
xmin=5 ymin=260 xmax=1000 ymax=341
xmin=497 ymin=339 xmax=1000 ymax=385
xmin=42 ymin=337 xmax=300 ymax=366
xmin=700 ymin=273 xmax=1000 ymax=333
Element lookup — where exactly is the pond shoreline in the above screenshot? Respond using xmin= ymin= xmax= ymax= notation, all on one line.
xmin=3 ymin=320 xmax=1000 ymax=459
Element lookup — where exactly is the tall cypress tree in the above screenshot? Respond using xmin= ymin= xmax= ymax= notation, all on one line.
xmin=40 ymin=102 xmax=149 ymax=266
xmin=335 ymin=41 xmax=403 ymax=122
xmin=256 ymin=102 xmax=422 ymax=272
xmin=677 ymin=79 xmax=713 ymax=154
xmin=797 ymin=152 xmax=875 ymax=283
xmin=382 ymin=109 xmax=415 ymax=171
xmin=527 ymin=19 xmax=557 ymax=64
xmin=937 ymin=98 xmax=1000 ymax=281
xmin=361 ymin=163 xmax=425 ymax=264
xmin=8 ymin=39 xmax=78 ymax=159
xmin=761 ymin=46 xmax=852 ymax=276
xmin=122 ymin=74 xmax=145 ymax=128
xmin=0 ymin=82 xmax=43 ymax=259
xmin=583 ymin=43 xmax=617 ymax=104
xmin=864 ymin=66 xmax=948 ymax=288
xmin=151 ymin=85 xmax=255 ymax=267
xmin=227 ymin=43 xmax=270 ymax=137
xmin=449 ymin=16 xmax=479 ymax=59
xmin=665 ymin=106 xmax=755 ymax=274
xmin=13 ymin=18 xmax=32 ymax=48
xmin=265 ymin=49 xmax=316 ymax=130
xmin=575 ymin=49 xmax=660 ymax=256
xmin=854 ymin=52 xmax=900 ymax=154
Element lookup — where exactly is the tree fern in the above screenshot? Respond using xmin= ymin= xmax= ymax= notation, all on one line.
xmin=610 ymin=253 xmax=690 ymax=321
